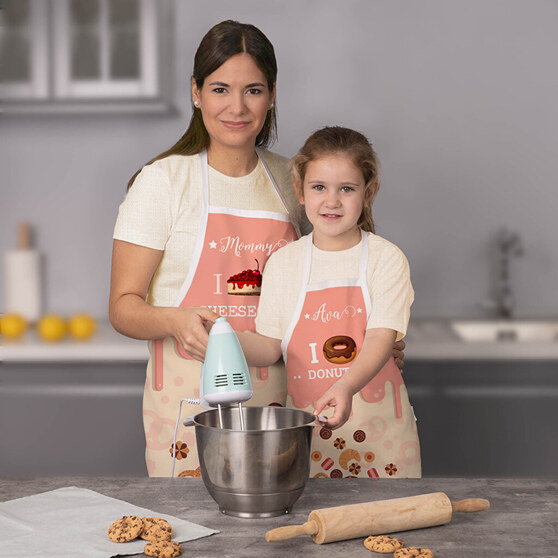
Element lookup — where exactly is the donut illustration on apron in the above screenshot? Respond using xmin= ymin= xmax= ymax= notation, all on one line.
xmin=282 ymin=232 xmax=421 ymax=478
xmin=143 ymin=150 xmax=298 ymax=476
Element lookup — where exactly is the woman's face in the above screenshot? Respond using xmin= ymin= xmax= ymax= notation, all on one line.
xmin=299 ymin=153 xmax=366 ymax=251
xmin=192 ymin=53 xmax=275 ymax=152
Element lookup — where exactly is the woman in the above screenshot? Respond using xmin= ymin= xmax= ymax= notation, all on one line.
xmin=109 ymin=20 xmax=405 ymax=477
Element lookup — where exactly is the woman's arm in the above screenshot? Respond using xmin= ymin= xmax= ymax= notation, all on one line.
xmin=236 ymin=331 xmax=282 ymax=367
xmin=109 ymin=239 xmax=218 ymax=361
xmin=313 ymin=328 xmax=396 ymax=429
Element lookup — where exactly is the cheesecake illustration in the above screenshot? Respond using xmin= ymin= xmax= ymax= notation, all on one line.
xmin=227 ymin=259 xmax=262 ymax=295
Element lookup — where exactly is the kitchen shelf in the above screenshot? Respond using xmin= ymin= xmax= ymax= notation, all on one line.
xmin=2 ymin=319 xmax=558 ymax=363
xmin=0 ymin=321 xmax=149 ymax=363
xmin=405 ymin=319 xmax=558 ymax=360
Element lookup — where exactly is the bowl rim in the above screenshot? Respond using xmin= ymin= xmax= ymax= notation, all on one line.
xmin=191 ymin=405 xmax=318 ymax=431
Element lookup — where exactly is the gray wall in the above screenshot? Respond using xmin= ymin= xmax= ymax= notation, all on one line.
xmin=1 ymin=0 xmax=557 ymax=320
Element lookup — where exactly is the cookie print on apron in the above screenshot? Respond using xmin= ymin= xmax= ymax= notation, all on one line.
xmin=282 ymin=232 xmax=421 ymax=478
xmin=144 ymin=150 xmax=298 ymax=477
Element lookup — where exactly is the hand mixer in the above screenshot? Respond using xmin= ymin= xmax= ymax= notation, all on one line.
xmin=199 ymin=317 xmax=253 ymax=429
xmin=172 ymin=317 xmax=253 ymax=476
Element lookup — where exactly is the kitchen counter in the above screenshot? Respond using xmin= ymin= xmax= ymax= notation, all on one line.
xmin=0 ymin=321 xmax=150 ymax=362
xmin=1 ymin=477 xmax=556 ymax=557
xmin=2 ymin=319 xmax=558 ymax=362
xmin=405 ymin=319 xmax=558 ymax=360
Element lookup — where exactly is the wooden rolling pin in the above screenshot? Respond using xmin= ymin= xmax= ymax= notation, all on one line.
xmin=265 ymin=492 xmax=489 ymax=545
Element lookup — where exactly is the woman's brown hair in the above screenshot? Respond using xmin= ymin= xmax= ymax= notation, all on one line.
xmin=291 ymin=126 xmax=381 ymax=233
xmin=128 ymin=20 xmax=278 ymax=189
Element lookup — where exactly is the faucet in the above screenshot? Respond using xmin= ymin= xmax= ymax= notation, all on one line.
xmin=489 ymin=228 xmax=524 ymax=319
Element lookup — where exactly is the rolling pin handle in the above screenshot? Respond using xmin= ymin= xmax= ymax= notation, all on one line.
xmin=451 ymin=498 xmax=490 ymax=513
xmin=265 ymin=520 xmax=319 ymax=542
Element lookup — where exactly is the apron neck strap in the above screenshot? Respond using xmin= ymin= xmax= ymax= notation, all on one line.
xmin=200 ymin=149 xmax=209 ymax=213
xmin=359 ymin=230 xmax=369 ymax=280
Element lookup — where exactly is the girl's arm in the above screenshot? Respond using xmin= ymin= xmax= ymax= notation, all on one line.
xmin=313 ymin=328 xmax=396 ymax=429
xmin=236 ymin=331 xmax=282 ymax=367
xmin=109 ymin=239 xmax=219 ymax=361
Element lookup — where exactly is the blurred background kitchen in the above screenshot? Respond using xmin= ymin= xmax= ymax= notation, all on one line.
xmin=1 ymin=0 xmax=556 ymax=478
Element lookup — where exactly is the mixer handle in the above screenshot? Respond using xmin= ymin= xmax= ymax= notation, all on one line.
xmin=183 ymin=416 xmax=196 ymax=427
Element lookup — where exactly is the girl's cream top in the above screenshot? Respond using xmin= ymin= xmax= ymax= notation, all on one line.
xmin=256 ymin=233 xmax=414 ymax=341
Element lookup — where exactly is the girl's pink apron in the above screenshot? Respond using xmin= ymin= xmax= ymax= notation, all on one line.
xmin=143 ymin=150 xmax=298 ymax=477
xmin=282 ymin=232 xmax=421 ymax=478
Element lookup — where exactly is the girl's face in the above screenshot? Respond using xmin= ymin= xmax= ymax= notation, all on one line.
xmin=192 ymin=53 xmax=275 ymax=153
xmin=299 ymin=153 xmax=366 ymax=251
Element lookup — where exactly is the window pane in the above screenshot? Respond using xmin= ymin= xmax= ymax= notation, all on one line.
xmin=110 ymin=27 xmax=139 ymax=78
xmin=0 ymin=0 xmax=31 ymax=82
xmin=70 ymin=0 xmax=100 ymax=79
xmin=109 ymin=0 xmax=138 ymax=25
xmin=70 ymin=0 xmax=99 ymax=25
xmin=109 ymin=0 xmax=139 ymax=79
xmin=2 ymin=0 xmax=30 ymax=25
xmin=72 ymin=28 xmax=100 ymax=79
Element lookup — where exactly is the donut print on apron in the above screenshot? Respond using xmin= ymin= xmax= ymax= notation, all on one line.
xmin=282 ymin=232 xmax=421 ymax=478
xmin=144 ymin=150 xmax=298 ymax=477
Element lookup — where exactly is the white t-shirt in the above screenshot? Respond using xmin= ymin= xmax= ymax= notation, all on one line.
xmin=255 ymin=233 xmax=414 ymax=342
xmin=113 ymin=151 xmax=303 ymax=307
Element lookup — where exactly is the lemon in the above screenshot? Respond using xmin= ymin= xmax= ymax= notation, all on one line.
xmin=68 ymin=313 xmax=97 ymax=340
xmin=0 ymin=313 xmax=28 ymax=339
xmin=37 ymin=314 xmax=67 ymax=342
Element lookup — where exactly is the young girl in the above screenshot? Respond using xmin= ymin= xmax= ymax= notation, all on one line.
xmin=238 ymin=126 xmax=421 ymax=478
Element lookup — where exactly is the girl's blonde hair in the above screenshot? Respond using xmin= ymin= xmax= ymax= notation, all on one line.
xmin=291 ymin=126 xmax=380 ymax=233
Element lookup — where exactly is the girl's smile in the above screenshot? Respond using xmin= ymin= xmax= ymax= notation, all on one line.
xmin=299 ymin=153 xmax=366 ymax=251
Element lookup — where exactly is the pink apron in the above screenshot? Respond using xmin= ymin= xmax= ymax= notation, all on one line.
xmin=282 ymin=232 xmax=421 ymax=478
xmin=143 ymin=150 xmax=298 ymax=477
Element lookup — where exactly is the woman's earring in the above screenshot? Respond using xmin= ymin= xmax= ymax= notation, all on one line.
xmin=194 ymin=100 xmax=199 ymax=107
xmin=270 ymin=102 xmax=274 ymax=109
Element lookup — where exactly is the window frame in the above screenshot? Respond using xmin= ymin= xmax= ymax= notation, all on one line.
xmin=0 ymin=0 xmax=49 ymax=101
xmin=52 ymin=0 xmax=158 ymax=99
xmin=1 ymin=0 xmax=173 ymax=114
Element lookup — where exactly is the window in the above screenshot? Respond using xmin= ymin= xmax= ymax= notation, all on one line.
xmin=0 ymin=0 xmax=49 ymax=100
xmin=0 ymin=0 xmax=172 ymax=112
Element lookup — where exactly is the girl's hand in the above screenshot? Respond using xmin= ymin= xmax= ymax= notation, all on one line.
xmin=170 ymin=307 xmax=220 ymax=362
xmin=313 ymin=383 xmax=354 ymax=430
xmin=393 ymin=339 xmax=406 ymax=371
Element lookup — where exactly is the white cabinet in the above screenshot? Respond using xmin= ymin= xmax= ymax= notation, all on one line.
xmin=0 ymin=0 xmax=172 ymax=112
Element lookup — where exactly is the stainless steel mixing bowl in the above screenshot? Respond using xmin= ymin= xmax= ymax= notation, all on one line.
xmin=184 ymin=406 xmax=315 ymax=518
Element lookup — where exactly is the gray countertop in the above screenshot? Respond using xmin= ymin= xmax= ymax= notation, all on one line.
xmin=2 ymin=319 xmax=558 ymax=362
xmin=1 ymin=477 xmax=556 ymax=557
xmin=405 ymin=319 xmax=558 ymax=360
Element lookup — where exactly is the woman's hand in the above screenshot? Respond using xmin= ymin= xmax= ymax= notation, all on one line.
xmin=312 ymin=383 xmax=354 ymax=430
xmin=109 ymin=240 xmax=219 ymax=360
xmin=393 ymin=339 xmax=406 ymax=371
xmin=170 ymin=306 xmax=220 ymax=362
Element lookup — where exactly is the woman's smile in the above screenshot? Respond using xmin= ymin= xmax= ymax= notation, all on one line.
xmin=221 ymin=120 xmax=252 ymax=130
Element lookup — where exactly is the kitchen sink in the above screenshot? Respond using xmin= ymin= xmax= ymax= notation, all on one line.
xmin=450 ymin=320 xmax=558 ymax=342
